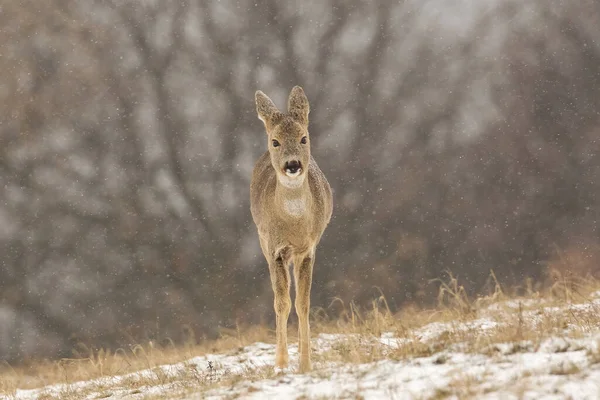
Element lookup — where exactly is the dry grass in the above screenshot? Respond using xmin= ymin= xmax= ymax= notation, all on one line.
xmin=2 ymin=270 xmax=600 ymax=398
xmin=0 ymin=324 xmax=272 ymax=396
xmin=308 ymin=270 xmax=600 ymax=366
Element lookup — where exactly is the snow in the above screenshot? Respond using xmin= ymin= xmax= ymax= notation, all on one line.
xmin=4 ymin=298 xmax=600 ymax=399
xmin=199 ymin=337 xmax=600 ymax=400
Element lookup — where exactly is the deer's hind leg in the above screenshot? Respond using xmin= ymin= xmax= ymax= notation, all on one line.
xmin=294 ymin=252 xmax=314 ymax=373
xmin=269 ymin=247 xmax=292 ymax=369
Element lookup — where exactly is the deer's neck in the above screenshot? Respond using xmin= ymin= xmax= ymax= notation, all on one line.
xmin=275 ymin=176 xmax=310 ymax=218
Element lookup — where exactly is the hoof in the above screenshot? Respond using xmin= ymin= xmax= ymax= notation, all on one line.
xmin=275 ymin=366 xmax=291 ymax=375
xmin=298 ymin=360 xmax=312 ymax=373
xmin=275 ymin=353 xmax=289 ymax=370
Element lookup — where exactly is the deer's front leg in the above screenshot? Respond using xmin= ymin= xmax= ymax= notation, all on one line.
xmin=294 ymin=253 xmax=314 ymax=372
xmin=270 ymin=247 xmax=291 ymax=369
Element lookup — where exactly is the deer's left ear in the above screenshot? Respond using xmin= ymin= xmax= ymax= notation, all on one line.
xmin=287 ymin=86 xmax=309 ymax=127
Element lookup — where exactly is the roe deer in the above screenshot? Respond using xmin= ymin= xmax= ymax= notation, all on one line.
xmin=251 ymin=86 xmax=333 ymax=373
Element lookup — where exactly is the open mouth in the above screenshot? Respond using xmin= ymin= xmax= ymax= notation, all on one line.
xmin=284 ymin=160 xmax=303 ymax=177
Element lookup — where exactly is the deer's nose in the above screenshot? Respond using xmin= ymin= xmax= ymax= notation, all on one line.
xmin=284 ymin=160 xmax=302 ymax=174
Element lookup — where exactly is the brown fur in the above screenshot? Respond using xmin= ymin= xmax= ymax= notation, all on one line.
xmin=251 ymin=86 xmax=333 ymax=372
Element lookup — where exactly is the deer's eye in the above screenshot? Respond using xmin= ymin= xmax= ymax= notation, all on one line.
xmin=300 ymin=136 xmax=307 ymax=144
xmin=272 ymin=139 xmax=280 ymax=148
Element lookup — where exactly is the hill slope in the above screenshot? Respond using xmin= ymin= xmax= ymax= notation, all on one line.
xmin=3 ymin=290 xmax=600 ymax=399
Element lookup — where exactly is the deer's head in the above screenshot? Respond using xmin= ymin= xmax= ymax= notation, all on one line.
xmin=256 ymin=86 xmax=310 ymax=189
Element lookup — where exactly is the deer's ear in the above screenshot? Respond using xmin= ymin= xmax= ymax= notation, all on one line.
xmin=256 ymin=90 xmax=282 ymax=130
xmin=287 ymin=86 xmax=309 ymax=127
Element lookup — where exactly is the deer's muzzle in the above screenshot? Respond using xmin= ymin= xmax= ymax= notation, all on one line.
xmin=284 ymin=160 xmax=303 ymax=176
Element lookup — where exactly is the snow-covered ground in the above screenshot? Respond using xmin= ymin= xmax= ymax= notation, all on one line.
xmin=4 ymin=296 xmax=600 ymax=399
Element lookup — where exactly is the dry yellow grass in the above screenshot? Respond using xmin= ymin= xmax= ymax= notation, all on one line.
xmin=0 ymin=324 xmax=273 ymax=396
xmin=308 ymin=270 xmax=600 ymax=367
xmin=2 ymin=270 xmax=600 ymax=399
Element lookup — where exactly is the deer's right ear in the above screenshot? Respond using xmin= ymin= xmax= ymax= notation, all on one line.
xmin=256 ymin=90 xmax=282 ymax=130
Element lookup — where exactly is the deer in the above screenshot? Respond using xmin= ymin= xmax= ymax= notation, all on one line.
xmin=251 ymin=86 xmax=333 ymax=373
